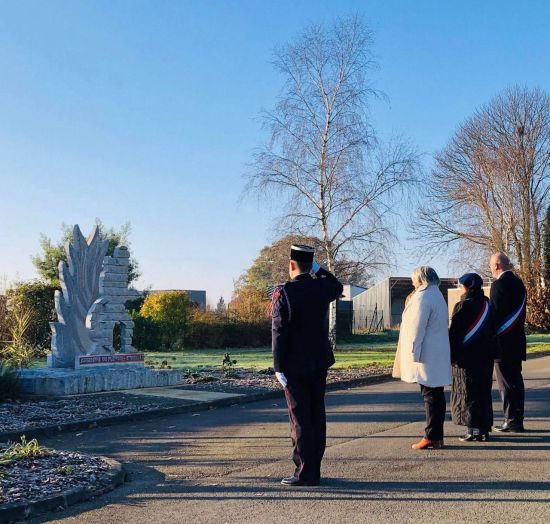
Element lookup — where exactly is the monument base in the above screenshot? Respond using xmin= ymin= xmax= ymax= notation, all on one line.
xmin=17 ymin=366 xmax=182 ymax=396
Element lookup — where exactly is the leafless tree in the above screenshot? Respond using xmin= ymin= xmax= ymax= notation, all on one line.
xmin=246 ymin=15 xmax=420 ymax=343
xmin=415 ymin=86 xmax=550 ymax=326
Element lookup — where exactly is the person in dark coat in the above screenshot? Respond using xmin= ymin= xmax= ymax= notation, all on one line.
xmin=271 ymin=244 xmax=343 ymax=486
xmin=450 ymin=273 xmax=496 ymax=442
xmin=489 ymin=252 xmax=527 ymax=432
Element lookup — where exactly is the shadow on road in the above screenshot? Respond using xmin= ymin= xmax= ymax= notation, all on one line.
xmin=35 ymin=471 xmax=550 ymax=523
xmin=31 ymin=384 xmax=550 ymax=522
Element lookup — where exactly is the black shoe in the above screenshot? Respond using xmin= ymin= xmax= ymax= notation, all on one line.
xmin=459 ymin=432 xmax=490 ymax=442
xmin=459 ymin=433 xmax=479 ymax=442
xmin=493 ymin=422 xmax=524 ymax=433
xmin=281 ymin=475 xmax=319 ymax=486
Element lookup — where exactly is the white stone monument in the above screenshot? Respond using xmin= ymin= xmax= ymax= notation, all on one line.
xmin=19 ymin=225 xmax=182 ymax=395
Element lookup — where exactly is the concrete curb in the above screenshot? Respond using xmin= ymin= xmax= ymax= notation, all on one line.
xmin=0 ymin=373 xmax=395 ymax=442
xmin=0 ymin=456 xmax=126 ymax=523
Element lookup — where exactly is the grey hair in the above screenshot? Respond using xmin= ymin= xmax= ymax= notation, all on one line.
xmin=492 ymin=252 xmax=512 ymax=270
xmin=412 ymin=266 xmax=440 ymax=287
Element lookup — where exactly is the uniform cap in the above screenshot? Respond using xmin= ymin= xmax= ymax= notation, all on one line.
xmin=290 ymin=244 xmax=314 ymax=263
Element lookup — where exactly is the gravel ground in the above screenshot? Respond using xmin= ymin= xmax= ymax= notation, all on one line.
xmin=0 ymin=366 xmax=392 ymax=435
xmin=0 ymin=394 xmax=194 ymax=434
xmin=0 ymin=450 xmax=111 ymax=505
xmin=180 ymin=365 xmax=392 ymax=393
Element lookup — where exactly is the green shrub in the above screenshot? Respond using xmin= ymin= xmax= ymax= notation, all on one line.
xmin=134 ymin=300 xmax=271 ymax=351
xmin=0 ymin=296 xmax=9 ymax=347
xmin=6 ymin=281 xmax=57 ymax=349
xmin=221 ymin=353 xmax=238 ymax=377
xmin=185 ymin=319 xmax=225 ymax=348
xmin=221 ymin=320 xmax=271 ymax=348
xmin=0 ymin=303 xmax=46 ymax=368
xmin=0 ymin=364 xmax=20 ymax=400
xmin=130 ymin=311 xmax=162 ymax=351
xmin=140 ymin=291 xmax=192 ymax=350
xmin=0 ymin=436 xmax=49 ymax=462
xmin=182 ymin=319 xmax=270 ymax=349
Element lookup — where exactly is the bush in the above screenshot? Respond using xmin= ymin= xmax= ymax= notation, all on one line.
xmin=135 ymin=297 xmax=271 ymax=351
xmin=0 ymin=303 xmax=46 ymax=368
xmin=140 ymin=317 xmax=271 ymax=351
xmin=1 ymin=436 xmax=49 ymax=461
xmin=228 ymin=284 xmax=270 ymax=322
xmin=184 ymin=309 xmax=225 ymax=348
xmin=131 ymin=311 xmax=162 ymax=351
xmin=6 ymin=281 xmax=57 ymax=349
xmin=220 ymin=320 xmax=271 ymax=348
xmin=0 ymin=296 xmax=9 ymax=347
xmin=185 ymin=317 xmax=271 ymax=349
xmin=0 ymin=364 xmax=20 ymax=400
xmin=140 ymin=291 xmax=193 ymax=350
xmin=185 ymin=319 xmax=225 ymax=348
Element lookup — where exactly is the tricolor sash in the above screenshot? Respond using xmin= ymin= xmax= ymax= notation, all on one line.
xmin=463 ymin=301 xmax=490 ymax=344
xmin=497 ymin=294 xmax=526 ymax=336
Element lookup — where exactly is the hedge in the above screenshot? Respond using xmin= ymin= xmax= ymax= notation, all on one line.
xmin=131 ymin=312 xmax=271 ymax=351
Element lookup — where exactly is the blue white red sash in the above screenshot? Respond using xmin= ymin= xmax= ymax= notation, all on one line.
xmin=497 ymin=294 xmax=526 ymax=335
xmin=463 ymin=301 xmax=490 ymax=344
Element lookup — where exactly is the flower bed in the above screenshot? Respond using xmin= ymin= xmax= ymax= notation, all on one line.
xmin=0 ymin=438 xmax=125 ymax=522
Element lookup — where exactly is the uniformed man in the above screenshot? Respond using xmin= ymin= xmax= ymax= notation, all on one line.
xmin=271 ymin=244 xmax=343 ymax=486
xmin=489 ymin=252 xmax=527 ymax=432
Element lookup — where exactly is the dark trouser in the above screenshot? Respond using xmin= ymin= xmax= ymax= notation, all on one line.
xmin=494 ymin=360 xmax=525 ymax=426
xmin=284 ymin=371 xmax=327 ymax=481
xmin=420 ymin=385 xmax=446 ymax=441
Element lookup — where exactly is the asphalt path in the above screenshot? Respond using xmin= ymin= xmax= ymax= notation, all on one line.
xmin=31 ymin=357 xmax=550 ymax=523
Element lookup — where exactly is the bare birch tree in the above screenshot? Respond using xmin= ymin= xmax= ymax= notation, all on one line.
xmin=246 ymin=15 xmax=419 ymax=344
xmin=415 ymin=86 xmax=550 ymax=327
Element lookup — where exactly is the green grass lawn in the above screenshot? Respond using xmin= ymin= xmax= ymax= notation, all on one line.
xmin=30 ymin=332 xmax=550 ymax=371
xmin=525 ymin=333 xmax=550 ymax=356
xmin=145 ymin=331 xmax=550 ymax=371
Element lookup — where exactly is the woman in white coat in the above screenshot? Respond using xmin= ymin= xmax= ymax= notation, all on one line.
xmin=393 ymin=266 xmax=452 ymax=449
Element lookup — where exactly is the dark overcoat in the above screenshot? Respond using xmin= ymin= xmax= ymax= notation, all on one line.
xmin=450 ymin=291 xmax=496 ymax=429
xmin=490 ymin=271 xmax=527 ymax=362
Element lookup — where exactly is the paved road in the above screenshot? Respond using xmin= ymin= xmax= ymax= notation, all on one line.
xmin=33 ymin=357 xmax=550 ymax=523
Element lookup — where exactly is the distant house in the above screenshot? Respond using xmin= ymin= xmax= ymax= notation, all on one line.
xmin=351 ymin=277 xmax=458 ymax=332
xmin=149 ymin=289 xmax=207 ymax=310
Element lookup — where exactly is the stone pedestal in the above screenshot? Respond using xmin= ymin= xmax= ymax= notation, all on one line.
xmin=17 ymin=367 xmax=182 ymax=396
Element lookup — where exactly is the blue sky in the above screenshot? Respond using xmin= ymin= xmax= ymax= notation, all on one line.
xmin=0 ymin=0 xmax=549 ymax=303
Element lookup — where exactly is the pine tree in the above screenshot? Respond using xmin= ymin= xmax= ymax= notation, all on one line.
xmin=216 ymin=296 xmax=226 ymax=316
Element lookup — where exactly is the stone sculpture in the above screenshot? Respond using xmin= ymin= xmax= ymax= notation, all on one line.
xmin=48 ymin=225 xmax=109 ymax=368
xmin=87 ymin=246 xmax=140 ymax=357
xmin=48 ymin=225 xmax=141 ymax=369
xmin=19 ymin=224 xmax=182 ymax=395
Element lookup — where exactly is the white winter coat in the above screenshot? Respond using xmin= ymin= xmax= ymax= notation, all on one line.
xmin=392 ymin=284 xmax=451 ymax=387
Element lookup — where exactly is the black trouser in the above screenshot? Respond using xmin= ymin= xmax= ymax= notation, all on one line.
xmin=420 ymin=385 xmax=446 ymax=441
xmin=494 ymin=360 xmax=525 ymax=426
xmin=284 ymin=371 xmax=327 ymax=481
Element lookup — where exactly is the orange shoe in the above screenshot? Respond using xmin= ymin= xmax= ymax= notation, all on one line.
xmin=411 ymin=438 xmax=444 ymax=450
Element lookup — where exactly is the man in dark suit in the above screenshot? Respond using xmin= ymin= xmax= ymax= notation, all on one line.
xmin=489 ymin=252 xmax=527 ymax=432
xmin=271 ymin=244 xmax=343 ymax=486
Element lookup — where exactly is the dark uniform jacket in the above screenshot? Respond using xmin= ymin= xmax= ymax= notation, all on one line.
xmin=490 ymin=271 xmax=527 ymax=362
xmin=271 ymin=267 xmax=343 ymax=375
xmin=449 ymin=291 xmax=496 ymax=429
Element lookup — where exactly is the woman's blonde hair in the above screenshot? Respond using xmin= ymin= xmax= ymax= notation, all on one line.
xmin=412 ymin=266 xmax=440 ymax=288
